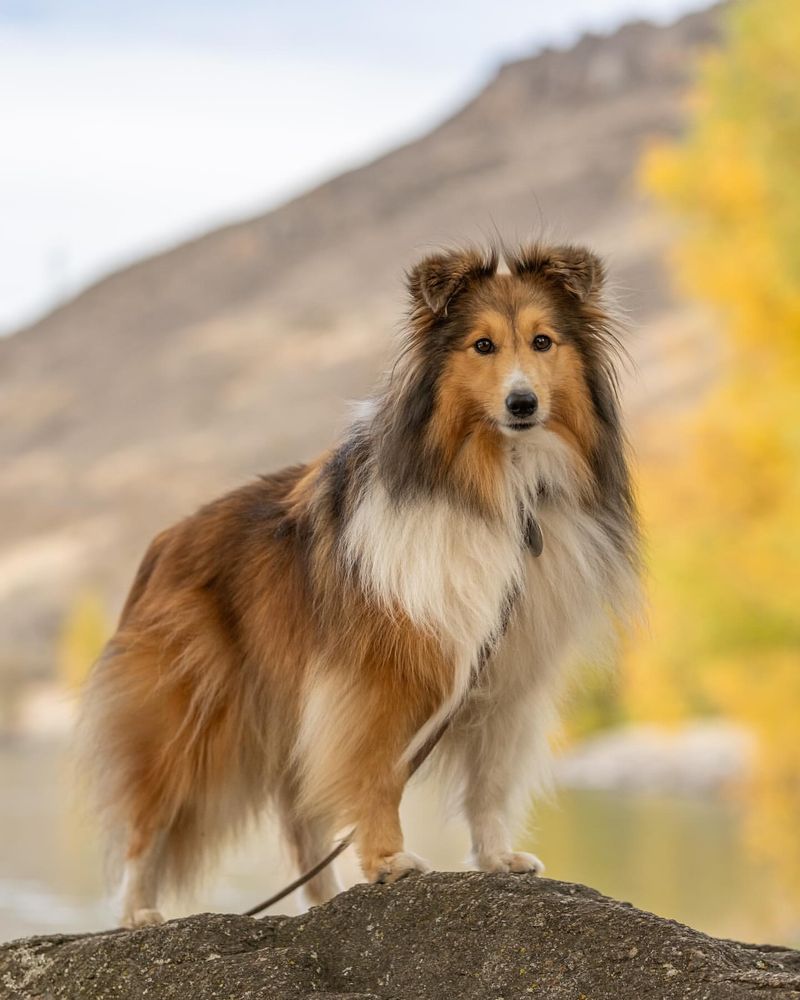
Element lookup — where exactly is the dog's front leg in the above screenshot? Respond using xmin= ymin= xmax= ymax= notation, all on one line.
xmin=456 ymin=693 xmax=546 ymax=876
xmin=354 ymin=764 xmax=430 ymax=884
xmin=296 ymin=657 xmax=435 ymax=888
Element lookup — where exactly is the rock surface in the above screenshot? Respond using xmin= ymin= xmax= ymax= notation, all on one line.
xmin=555 ymin=720 xmax=754 ymax=794
xmin=2 ymin=872 xmax=799 ymax=999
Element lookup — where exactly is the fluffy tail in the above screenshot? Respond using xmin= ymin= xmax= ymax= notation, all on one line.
xmin=76 ymin=630 xmax=271 ymax=923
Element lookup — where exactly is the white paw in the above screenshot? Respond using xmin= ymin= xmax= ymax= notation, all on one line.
xmin=368 ymin=850 xmax=431 ymax=885
xmin=121 ymin=907 xmax=165 ymax=929
xmin=479 ymin=850 xmax=545 ymax=875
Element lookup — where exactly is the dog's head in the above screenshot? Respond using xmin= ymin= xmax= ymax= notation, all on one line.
xmin=405 ymin=243 xmax=615 ymax=453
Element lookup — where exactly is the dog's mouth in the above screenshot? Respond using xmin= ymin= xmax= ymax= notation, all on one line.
xmin=491 ymin=415 xmax=547 ymax=436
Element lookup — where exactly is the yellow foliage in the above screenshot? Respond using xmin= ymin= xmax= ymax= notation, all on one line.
xmin=708 ymin=652 xmax=800 ymax=893
xmin=634 ymin=0 xmax=800 ymax=886
xmin=58 ymin=590 xmax=108 ymax=690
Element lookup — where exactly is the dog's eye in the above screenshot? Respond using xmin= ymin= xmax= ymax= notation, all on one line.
xmin=533 ymin=334 xmax=552 ymax=352
xmin=474 ymin=338 xmax=495 ymax=355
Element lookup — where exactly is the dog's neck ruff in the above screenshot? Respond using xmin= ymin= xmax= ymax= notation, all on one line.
xmin=343 ymin=428 xmax=576 ymax=656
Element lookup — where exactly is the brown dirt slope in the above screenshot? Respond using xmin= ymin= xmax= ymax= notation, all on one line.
xmin=1 ymin=7 xmax=720 ymax=675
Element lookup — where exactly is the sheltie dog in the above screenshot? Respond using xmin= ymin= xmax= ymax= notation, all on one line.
xmin=79 ymin=242 xmax=640 ymax=928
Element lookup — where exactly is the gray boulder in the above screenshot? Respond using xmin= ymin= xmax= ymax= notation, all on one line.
xmin=2 ymin=872 xmax=799 ymax=999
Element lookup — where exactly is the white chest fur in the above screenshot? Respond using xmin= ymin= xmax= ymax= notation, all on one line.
xmin=348 ymin=431 xmax=607 ymax=664
xmin=343 ymin=479 xmax=521 ymax=664
xmin=344 ymin=430 xmax=599 ymax=650
xmin=342 ymin=427 xmax=635 ymax=764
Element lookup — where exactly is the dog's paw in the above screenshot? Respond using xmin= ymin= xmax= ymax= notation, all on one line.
xmin=121 ymin=907 xmax=165 ymax=929
xmin=478 ymin=850 xmax=545 ymax=875
xmin=367 ymin=850 xmax=431 ymax=885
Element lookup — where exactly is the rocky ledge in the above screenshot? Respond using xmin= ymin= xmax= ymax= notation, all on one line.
xmin=2 ymin=872 xmax=799 ymax=999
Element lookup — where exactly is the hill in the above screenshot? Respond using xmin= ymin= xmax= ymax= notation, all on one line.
xmin=1 ymin=6 xmax=720 ymax=679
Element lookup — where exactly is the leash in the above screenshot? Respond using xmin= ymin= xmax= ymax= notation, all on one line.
xmin=242 ymin=835 xmax=353 ymax=917
xmin=243 ymin=515 xmax=543 ymax=918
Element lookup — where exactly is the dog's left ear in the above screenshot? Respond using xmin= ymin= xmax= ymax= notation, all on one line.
xmin=508 ymin=244 xmax=605 ymax=303
xmin=407 ymin=246 xmax=498 ymax=317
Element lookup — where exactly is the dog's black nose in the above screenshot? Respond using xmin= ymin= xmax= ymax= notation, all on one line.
xmin=505 ymin=391 xmax=538 ymax=418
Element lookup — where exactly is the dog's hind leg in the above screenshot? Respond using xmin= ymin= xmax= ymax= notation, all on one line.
xmin=277 ymin=783 xmax=342 ymax=906
xmin=119 ymin=827 xmax=167 ymax=928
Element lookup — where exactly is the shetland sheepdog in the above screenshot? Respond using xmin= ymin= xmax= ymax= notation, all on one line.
xmin=79 ymin=242 xmax=640 ymax=928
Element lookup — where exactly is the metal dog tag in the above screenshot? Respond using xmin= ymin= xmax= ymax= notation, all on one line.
xmin=525 ymin=516 xmax=544 ymax=557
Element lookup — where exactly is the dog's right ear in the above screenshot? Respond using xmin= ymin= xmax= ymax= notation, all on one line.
xmin=406 ymin=247 xmax=498 ymax=318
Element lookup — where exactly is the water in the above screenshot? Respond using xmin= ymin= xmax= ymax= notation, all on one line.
xmin=0 ymin=742 xmax=796 ymax=945
xmin=531 ymin=788 xmax=796 ymax=945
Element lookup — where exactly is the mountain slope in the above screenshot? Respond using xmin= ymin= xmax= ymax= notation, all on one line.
xmin=1 ymin=6 xmax=720 ymax=675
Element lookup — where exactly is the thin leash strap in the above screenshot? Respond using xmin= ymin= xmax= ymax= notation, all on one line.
xmin=242 ymin=836 xmax=353 ymax=917
xmin=243 ymin=519 xmax=542 ymax=918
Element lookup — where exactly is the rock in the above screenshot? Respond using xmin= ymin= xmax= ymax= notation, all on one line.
xmin=2 ymin=873 xmax=799 ymax=999
xmin=555 ymin=721 xmax=755 ymax=795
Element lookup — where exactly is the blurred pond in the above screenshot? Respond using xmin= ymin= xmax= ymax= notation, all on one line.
xmin=0 ymin=741 xmax=796 ymax=946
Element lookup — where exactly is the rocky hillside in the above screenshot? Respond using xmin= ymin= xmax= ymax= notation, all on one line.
xmin=2 ymin=7 xmax=721 ymax=676
xmin=2 ymin=873 xmax=798 ymax=999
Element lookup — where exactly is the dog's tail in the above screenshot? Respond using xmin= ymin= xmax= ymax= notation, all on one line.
xmin=76 ymin=626 xmax=272 ymax=905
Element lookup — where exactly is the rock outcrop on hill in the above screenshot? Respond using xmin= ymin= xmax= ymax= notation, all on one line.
xmin=2 ymin=873 xmax=798 ymax=1000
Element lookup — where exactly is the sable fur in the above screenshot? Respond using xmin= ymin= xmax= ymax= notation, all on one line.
xmin=78 ymin=242 xmax=640 ymax=928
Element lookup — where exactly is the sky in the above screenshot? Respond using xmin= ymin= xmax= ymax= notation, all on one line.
xmin=0 ymin=0 xmax=712 ymax=334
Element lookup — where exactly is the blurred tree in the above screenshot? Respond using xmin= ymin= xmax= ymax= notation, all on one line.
xmin=637 ymin=0 xmax=800 ymax=888
xmin=58 ymin=590 xmax=108 ymax=691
